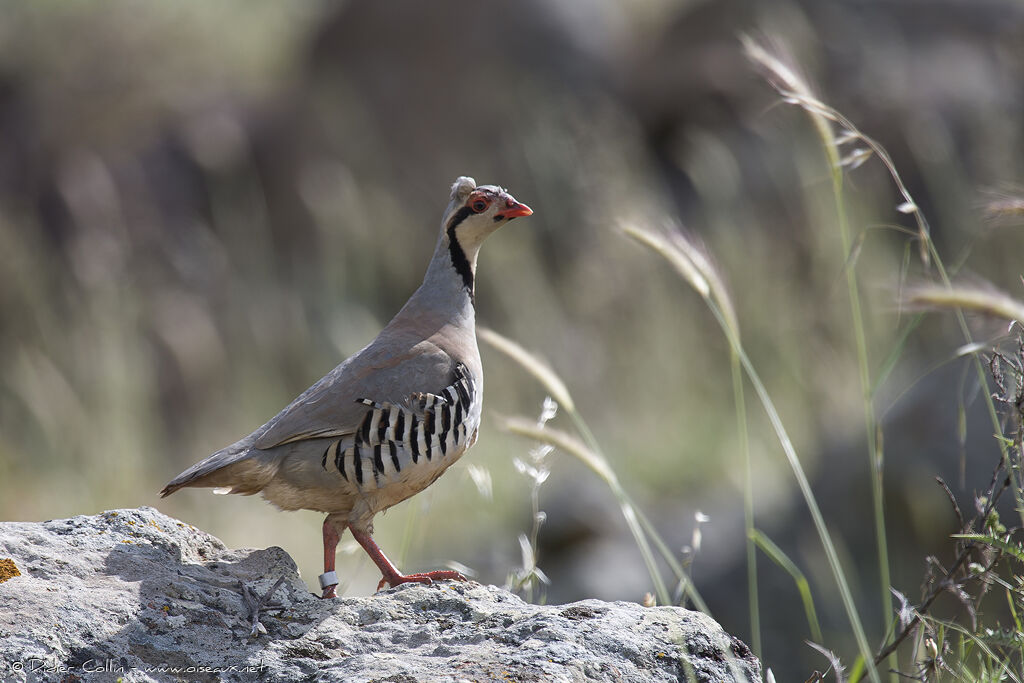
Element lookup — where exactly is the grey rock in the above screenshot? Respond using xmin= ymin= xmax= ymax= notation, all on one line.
xmin=0 ymin=508 xmax=760 ymax=682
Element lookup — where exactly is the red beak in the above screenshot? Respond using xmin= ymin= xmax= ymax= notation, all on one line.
xmin=495 ymin=200 xmax=533 ymax=220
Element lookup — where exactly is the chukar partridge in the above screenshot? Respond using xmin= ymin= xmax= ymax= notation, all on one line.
xmin=161 ymin=176 xmax=532 ymax=598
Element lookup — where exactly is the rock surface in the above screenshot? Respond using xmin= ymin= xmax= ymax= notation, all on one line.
xmin=0 ymin=508 xmax=760 ymax=682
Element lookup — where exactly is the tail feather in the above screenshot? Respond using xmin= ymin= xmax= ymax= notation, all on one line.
xmin=160 ymin=439 xmax=278 ymax=498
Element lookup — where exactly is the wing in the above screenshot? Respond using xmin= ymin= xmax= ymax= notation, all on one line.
xmin=160 ymin=330 xmax=470 ymax=498
xmin=251 ymin=337 xmax=456 ymax=450
xmin=284 ymin=362 xmax=479 ymax=496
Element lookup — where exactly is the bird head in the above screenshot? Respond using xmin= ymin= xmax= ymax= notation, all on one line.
xmin=442 ymin=176 xmax=532 ymax=252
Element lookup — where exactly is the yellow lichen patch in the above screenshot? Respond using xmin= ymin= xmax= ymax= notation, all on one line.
xmin=122 ymin=540 xmax=133 ymax=544
xmin=0 ymin=558 xmax=21 ymax=583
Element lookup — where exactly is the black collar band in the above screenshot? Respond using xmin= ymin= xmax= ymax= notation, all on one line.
xmin=445 ymin=206 xmax=475 ymax=297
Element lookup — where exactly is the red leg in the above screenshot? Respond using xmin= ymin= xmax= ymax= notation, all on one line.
xmin=320 ymin=516 xmax=343 ymax=599
xmin=348 ymin=527 xmax=467 ymax=592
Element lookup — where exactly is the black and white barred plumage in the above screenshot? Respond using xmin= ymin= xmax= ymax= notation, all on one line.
xmin=319 ymin=363 xmax=477 ymax=490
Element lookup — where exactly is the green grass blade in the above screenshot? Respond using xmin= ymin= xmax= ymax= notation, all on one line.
xmin=734 ymin=351 xmax=761 ymax=658
xmin=872 ymin=313 xmax=925 ymax=399
xmin=951 ymin=533 xmax=1024 ymax=562
xmin=751 ymin=529 xmax=822 ymax=642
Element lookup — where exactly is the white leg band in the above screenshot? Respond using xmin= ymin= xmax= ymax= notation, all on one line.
xmin=319 ymin=571 xmax=339 ymax=590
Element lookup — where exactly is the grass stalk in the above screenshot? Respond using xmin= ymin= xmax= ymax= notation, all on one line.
xmin=562 ymin=390 xmax=708 ymax=611
xmin=498 ymin=417 xmax=670 ymax=606
xmin=741 ymin=38 xmax=893 ymax=660
xmin=739 ymin=38 xmax=1024 ymax=676
xmin=624 ymin=224 xmax=881 ymax=683
xmin=744 ymin=37 xmax=1021 ymax=536
xmin=712 ymin=301 xmax=880 ymax=683
xmin=481 ymin=327 xmax=708 ymax=611
xmin=733 ymin=350 xmax=761 ymax=658
xmin=906 ymin=280 xmax=1024 ymax=510
xmin=750 ymin=529 xmax=823 ymax=643
xmin=828 ymin=125 xmax=894 ymax=665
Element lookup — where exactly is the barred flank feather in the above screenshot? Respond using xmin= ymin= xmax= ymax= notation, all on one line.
xmin=319 ymin=364 xmax=478 ymax=492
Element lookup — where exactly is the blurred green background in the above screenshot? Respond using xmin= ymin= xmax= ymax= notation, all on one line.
xmin=2 ymin=1 xmax=1023 ymax=678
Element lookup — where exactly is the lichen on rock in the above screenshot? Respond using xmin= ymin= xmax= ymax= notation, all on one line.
xmin=0 ymin=558 xmax=19 ymax=583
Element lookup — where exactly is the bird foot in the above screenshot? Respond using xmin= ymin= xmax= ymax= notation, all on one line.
xmin=377 ymin=569 xmax=467 ymax=592
xmin=241 ymin=576 xmax=286 ymax=637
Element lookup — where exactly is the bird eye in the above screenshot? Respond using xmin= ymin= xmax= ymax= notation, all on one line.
xmin=470 ymin=199 xmax=488 ymax=213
